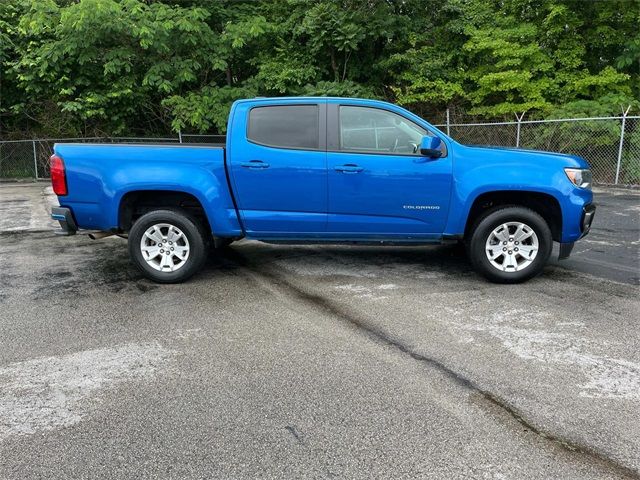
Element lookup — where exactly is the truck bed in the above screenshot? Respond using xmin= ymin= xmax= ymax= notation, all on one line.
xmin=53 ymin=142 xmax=241 ymax=235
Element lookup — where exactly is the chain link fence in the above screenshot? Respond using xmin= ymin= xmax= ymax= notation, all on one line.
xmin=434 ymin=115 xmax=640 ymax=185
xmin=1 ymin=117 xmax=638 ymax=185
xmin=0 ymin=135 xmax=225 ymax=180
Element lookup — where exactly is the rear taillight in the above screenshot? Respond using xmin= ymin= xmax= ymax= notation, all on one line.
xmin=50 ymin=154 xmax=67 ymax=196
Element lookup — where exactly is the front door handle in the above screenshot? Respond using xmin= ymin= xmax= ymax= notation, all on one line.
xmin=241 ymin=160 xmax=270 ymax=169
xmin=334 ymin=164 xmax=363 ymax=174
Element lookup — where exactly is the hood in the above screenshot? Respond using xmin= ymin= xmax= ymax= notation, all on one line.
xmin=458 ymin=143 xmax=590 ymax=169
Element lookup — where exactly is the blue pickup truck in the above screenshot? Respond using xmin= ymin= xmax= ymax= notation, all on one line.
xmin=50 ymin=97 xmax=595 ymax=284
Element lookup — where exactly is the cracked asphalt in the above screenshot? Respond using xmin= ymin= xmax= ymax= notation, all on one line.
xmin=0 ymin=183 xmax=639 ymax=479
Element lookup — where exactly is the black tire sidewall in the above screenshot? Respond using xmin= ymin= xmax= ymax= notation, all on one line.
xmin=129 ymin=209 xmax=208 ymax=283
xmin=468 ymin=207 xmax=552 ymax=283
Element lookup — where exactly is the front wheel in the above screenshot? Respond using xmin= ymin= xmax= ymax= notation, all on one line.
xmin=467 ymin=206 xmax=552 ymax=284
xmin=128 ymin=209 xmax=209 ymax=283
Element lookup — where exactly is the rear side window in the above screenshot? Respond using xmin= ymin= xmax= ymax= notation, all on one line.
xmin=248 ymin=105 xmax=319 ymax=150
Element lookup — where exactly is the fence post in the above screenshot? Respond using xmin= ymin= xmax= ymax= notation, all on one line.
xmin=178 ymin=130 xmax=183 ymax=144
xmin=515 ymin=112 xmax=525 ymax=148
xmin=32 ymin=140 xmax=39 ymax=180
xmin=615 ymin=105 xmax=631 ymax=185
xmin=446 ymin=108 xmax=450 ymax=136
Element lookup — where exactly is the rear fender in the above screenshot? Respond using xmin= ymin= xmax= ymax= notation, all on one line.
xmin=110 ymin=165 xmax=241 ymax=236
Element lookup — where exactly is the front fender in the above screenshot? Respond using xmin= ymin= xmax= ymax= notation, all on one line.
xmin=444 ymin=145 xmax=592 ymax=242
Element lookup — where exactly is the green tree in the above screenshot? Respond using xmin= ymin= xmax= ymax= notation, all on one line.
xmin=1 ymin=0 xmax=638 ymax=136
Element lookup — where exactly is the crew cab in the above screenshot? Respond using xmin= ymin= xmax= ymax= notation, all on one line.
xmin=50 ymin=97 xmax=595 ymax=283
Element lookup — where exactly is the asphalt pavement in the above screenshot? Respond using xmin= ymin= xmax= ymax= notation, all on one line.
xmin=0 ymin=182 xmax=638 ymax=479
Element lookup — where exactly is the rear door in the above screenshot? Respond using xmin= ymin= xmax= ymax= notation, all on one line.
xmin=326 ymin=103 xmax=452 ymax=238
xmin=227 ymin=100 xmax=327 ymax=236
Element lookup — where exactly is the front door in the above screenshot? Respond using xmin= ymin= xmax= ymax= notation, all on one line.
xmin=327 ymin=104 xmax=452 ymax=238
xmin=228 ymin=101 xmax=327 ymax=236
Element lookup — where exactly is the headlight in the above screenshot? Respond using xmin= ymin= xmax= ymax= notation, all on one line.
xmin=564 ymin=168 xmax=592 ymax=189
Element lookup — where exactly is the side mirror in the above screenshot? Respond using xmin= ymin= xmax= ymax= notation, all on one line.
xmin=420 ymin=136 xmax=443 ymax=158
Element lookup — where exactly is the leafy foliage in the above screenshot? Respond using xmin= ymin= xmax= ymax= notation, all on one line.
xmin=0 ymin=0 xmax=638 ymax=136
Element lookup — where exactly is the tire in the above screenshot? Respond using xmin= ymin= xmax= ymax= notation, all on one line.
xmin=466 ymin=206 xmax=552 ymax=284
xmin=128 ymin=209 xmax=209 ymax=283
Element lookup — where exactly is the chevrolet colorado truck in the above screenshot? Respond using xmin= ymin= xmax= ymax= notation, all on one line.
xmin=50 ymin=97 xmax=595 ymax=283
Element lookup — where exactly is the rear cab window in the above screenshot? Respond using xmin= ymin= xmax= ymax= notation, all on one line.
xmin=247 ymin=105 xmax=320 ymax=150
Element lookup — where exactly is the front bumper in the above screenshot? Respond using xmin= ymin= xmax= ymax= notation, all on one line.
xmin=51 ymin=207 xmax=78 ymax=236
xmin=559 ymin=203 xmax=596 ymax=260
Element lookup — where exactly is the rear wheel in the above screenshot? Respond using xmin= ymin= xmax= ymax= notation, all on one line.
xmin=128 ymin=209 xmax=208 ymax=283
xmin=467 ymin=206 xmax=552 ymax=283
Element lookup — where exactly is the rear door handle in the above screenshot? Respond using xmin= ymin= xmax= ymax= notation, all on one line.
xmin=241 ymin=160 xmax=270 ymax=169
xmin=334 ymin=164 xmax=363 ymax=174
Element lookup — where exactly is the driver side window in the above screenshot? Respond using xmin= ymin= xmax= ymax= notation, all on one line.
xmin=339 ymin=106 xmax=428 ymax=155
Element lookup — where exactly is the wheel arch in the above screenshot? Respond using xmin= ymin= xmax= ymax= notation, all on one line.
xmin=118 ymin=189 xmax=212 ymax=234
xmin=463 ymin=190 xmax=562 ymax=242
